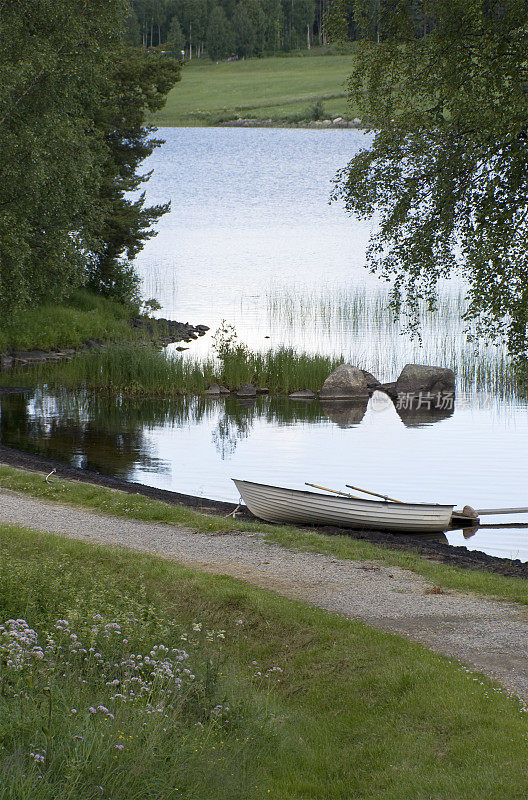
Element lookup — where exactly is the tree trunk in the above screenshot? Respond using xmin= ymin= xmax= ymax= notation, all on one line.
xmin=307 ymin=24 xmax=310 ymax=49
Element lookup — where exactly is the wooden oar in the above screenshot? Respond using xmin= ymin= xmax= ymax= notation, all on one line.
xmin=305 ymin=482 xmax=363 ymax=500
xmin=345 ymin=484 xmax=405 ymax=504
xmin=474 ymin=506 xmax=528 ymax=516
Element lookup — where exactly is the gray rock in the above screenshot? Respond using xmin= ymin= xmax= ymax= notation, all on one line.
xmin=362 ymin=370 xmax=381 ymax=392
xmin=218 ymin=385 xmax=231 ymax=394
xmin=289 ymin=389 xmax=316 ymax=400
xmin=378 ymin=381 xmax=397 ymax=398
xmin=319 ymin=364 xmax=369 ymax=400
xmin=395 ymin=364 xmax=455 ymax=395
xmin=204 ymin=383 xmax=222 ymax=395
xmin=236 ymin=383 xmax=257 ymax=397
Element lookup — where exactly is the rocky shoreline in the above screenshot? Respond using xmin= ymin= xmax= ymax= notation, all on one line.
xmin=0 ymin=441 xmax=527 ymax=580
xmin=217 ymin=117 xmax=365 ymax=129
xmin=0 ymin=317 xmax=209 ymax=372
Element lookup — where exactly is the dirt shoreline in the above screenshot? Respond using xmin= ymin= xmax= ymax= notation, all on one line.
xmin=1 ymin=440 xmax=528 ymax=579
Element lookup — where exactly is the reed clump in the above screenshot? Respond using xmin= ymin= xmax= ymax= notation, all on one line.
xmin=22 ymin=341 xmax=343 ymax=396
xmin=266 ymin=284 xmax=520 ymax=396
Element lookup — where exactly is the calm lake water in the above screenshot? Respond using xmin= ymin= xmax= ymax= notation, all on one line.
xmin=3 ymin=128 xmax=528 ymax=560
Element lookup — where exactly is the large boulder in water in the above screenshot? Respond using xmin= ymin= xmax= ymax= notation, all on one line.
xmin=319 ymin=364 xmax=369 ymax=400
xmin=395 ymin=364 xmax=455 ymax=395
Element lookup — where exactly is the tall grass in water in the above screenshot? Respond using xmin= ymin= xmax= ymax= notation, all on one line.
xmin=266 ymin=284 xmax=519 ymax=396
xmin=24 ymin=343 xmax=343 ymax=396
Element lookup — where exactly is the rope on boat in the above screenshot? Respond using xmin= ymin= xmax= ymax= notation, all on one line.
xmin=225 ymin=502 xmax=243 ymax=518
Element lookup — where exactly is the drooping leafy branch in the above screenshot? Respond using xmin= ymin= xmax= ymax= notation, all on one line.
xmin=333 ymin=0 xmax=528 ymax=363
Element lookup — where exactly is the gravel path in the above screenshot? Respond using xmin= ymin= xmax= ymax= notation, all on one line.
xmin=2 ymin=487 xmax=528 ymax=700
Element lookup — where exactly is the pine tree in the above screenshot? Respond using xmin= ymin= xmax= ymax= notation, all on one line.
xmin=206 ymin=5 xmax=235 ymax=58
xmin=232 ymin=1 xmax=256 ymax=56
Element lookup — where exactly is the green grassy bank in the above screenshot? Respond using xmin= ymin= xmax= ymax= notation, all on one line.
xmin=3 ymin=516 xmax=528 ymax=799
xmin=0 ymin=291 xmax=138 ymax=353
xmin=152 ymin=50 xmax=359 ymax=126
xmin=1 ymin=463 xmax=528 ymax=607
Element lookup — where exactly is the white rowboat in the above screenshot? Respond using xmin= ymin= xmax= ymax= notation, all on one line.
xmin=232 ymin=479 xmax=471 ymax=533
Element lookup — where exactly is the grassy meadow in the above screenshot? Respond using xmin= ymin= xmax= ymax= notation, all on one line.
xmin=3 ymin=508 xmax=528 ymax=798
xmin=151 ymin=50 xmax=358 ymax=126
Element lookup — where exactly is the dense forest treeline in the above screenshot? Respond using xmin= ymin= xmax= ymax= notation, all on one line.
xmin=127 ymin=0 xmax=457 ymax=60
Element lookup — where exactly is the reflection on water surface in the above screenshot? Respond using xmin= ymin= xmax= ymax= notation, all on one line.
xmin=2 ymin=387 xmax=528 ymax=562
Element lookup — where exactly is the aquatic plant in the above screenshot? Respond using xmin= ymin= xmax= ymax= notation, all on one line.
xmin=8 ymin=341 xmax=343 ymax=396
xmin=266 ymin=284 xmax=519 ymax=396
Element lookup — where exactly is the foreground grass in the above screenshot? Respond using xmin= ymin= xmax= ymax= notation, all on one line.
xmin=0 ymin=341 xmax=344 ymax=395
xmin=3 ymin=521 xmax=528 ymax=799
xmin=0 ymin=291 xmax=138 ymax=353
xmin=152 ymin=51 xmax=359 ymax=126
xmin=1 ymin=464 xmax=528 ymax=608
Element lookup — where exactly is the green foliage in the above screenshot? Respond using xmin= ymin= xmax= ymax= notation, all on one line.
xmin=0 ymin=3 xmax=180 ymax=313
xmin=323 ymin=0 xmax=350 ymax=43
xmin=83 ymin=46 xmax=180 ymax=302
xmin=334 ymin=0 xmax=528 ymax=364
xmin=207 ymin=6 xmax=236 ymax=59
xmin=167 ymin=15 xmax=186 ymax=54
xmin=132 ymin=0 xmax=357 ymax=57
xmin=0 ymin=0 xmax=123 ymax=313
xmin=8 ymin=339 xmax=344 ymax=395
xmin=309 ymin=98 xmax=325 ymax=119
xmin=232 ymin=1 xmax=256 ymax=56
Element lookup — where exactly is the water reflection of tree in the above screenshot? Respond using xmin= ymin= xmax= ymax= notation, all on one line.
xmin=210 ymin=395 xmax=326 ymax=459
xmin=211 ymin=398 xmax=253 ymax=459
xmin=1 ymin=390 xmax=330 ymax=472
xmin=0 ymin=390 xmax=191 ymax=480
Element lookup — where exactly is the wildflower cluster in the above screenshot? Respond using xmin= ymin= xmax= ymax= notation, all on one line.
xmin=0 ymin=619 xmax=45 ymax=672
xmin=250 ymin=660 xmax=284 ymax=682
xmin=0 ymin=614 xmax=230 ymax=722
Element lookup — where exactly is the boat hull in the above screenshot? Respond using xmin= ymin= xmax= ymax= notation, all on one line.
xmin=233 ymin=479 xmax=454 ymax=533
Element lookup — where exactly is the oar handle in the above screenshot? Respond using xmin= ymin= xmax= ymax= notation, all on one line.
xmin=305 ymin=482 xmax=362 ymax=500
xmin=345 ymin=484 xmax=405 ymax=504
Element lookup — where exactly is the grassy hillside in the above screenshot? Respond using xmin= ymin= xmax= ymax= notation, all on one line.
xmin=151 ymin=50 xmax=359 ymax=126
